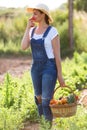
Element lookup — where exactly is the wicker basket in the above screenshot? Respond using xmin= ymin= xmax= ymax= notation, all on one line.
xmin=50 ymin=86 xmax=77 ymax=118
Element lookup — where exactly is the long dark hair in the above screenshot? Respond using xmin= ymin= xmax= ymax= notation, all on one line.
xmin=38 ymin=9 xmax=49 ymax=25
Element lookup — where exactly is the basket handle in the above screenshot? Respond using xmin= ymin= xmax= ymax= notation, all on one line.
xmin=53 ymin=85 xmax=76 ymax=98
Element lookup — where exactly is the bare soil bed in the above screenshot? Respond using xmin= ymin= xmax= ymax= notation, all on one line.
xmin=0 ymin=56 xmax=32 ymax=82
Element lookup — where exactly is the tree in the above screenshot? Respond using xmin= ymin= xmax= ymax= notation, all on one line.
xmin=68 ymin=0 xmax=73 ymax=49
xmin=74 ymin=0 xmax=87 ymax=12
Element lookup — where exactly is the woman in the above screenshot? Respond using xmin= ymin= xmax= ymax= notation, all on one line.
xmin=21 ymin=3 xmax=65 ymax=123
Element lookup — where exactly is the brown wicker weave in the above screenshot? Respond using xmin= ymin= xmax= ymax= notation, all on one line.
xmin=50 ymin=86 xmax=77 ymax=117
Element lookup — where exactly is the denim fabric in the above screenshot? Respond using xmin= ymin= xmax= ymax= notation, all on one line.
xmin=31 ymin=60 xmax=57 ymax=121
xmin=30 ymin=26 xmax=57 ymax=121
xmin=31 ymin=38 xmax=48 ymax=61
xmin=30 ymin=26 xmax=51 ymax=62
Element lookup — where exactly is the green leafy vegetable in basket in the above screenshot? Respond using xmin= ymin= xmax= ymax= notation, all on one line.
xmin=67 ymin=94 xmax=76 ymax=104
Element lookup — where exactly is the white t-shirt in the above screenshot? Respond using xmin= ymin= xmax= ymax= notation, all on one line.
xmin=29 ymin=26 xmax=58 ymax=58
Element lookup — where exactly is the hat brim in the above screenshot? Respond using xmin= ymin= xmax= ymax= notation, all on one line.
xmin=27 ymin=7 xmax=53 ymax=23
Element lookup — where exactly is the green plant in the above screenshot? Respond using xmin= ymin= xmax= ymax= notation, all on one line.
xmin=0 ymin=44 xmax=87 ymax=129
xmin=52 ymin=106 xmax=87 ymax=130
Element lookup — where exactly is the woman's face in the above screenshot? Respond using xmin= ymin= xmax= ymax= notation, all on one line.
xmin=32 ymin=9 xmax=45 ymax=23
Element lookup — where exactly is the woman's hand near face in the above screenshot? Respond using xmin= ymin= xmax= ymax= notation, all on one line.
xmin=27 ymin=17 xmax=35 ymax=28
xmin=21 ymin=16 xmax=35 ymax=50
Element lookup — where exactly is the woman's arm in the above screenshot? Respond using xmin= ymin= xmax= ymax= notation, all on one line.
xmin=21 ymin=27 xmax=30 ymax=50
xmin=52 ymin=35 xmax=65 ymax=87
xmin=21 ymin=18 xmax=35 ymax=50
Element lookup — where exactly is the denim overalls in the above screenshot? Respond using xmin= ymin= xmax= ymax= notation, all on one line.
xmin=30 ymin=26 xmax=57 ymax=121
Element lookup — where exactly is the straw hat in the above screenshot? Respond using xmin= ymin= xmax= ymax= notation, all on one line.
xmin=27 ymin=3 xmax=53 ymax=23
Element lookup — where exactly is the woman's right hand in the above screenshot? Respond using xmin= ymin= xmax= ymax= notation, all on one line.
xmin=27 ymin=17 xmax=35 ymax=28
xmin=21 ymin=16 xmax=35 ymax=50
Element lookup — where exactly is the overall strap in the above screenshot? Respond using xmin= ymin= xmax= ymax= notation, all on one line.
xmin=31 ymin=26 xmax=52 ymax=38
xmin=43 ymin=26 xmax=52 ymax=38
xmin=31 ymin=27 xmax=36 ymax=38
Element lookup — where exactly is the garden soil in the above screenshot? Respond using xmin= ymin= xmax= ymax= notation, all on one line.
xmin=0 ymin=56 xmax=87 ymax=130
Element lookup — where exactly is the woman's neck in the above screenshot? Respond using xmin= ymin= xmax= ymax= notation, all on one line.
xmin=35 ymin=22 xmax=49 ymax=34
xmin=38 ymin=22 xmax=48 ymax=29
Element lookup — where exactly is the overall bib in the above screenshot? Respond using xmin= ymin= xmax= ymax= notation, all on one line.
xmin=30 ymin=26 xmax=57 ymax=121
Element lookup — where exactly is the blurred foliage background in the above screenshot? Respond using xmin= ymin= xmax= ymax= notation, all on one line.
xmin=0 ymin=1 xmax=87 ymax=58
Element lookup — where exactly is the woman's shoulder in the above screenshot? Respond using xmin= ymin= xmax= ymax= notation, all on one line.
xmin=47 ymin=26 xmax=58 ymax=40
xmin=50 ymin=26 xmax=58 ymax=31
xmin=49 ymin=26 xmax=58 ymax=35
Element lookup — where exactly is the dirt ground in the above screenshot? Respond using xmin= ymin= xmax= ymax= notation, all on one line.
xmin=0 ymin=56 xmax=32 ymax=83
xmin=0 ymin=56 xmax=87 ymax=130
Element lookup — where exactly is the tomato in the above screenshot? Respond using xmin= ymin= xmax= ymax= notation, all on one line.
xmin=50 ymin=99 xmax=58 ymax=105
xmin=75 ymin=95 xmax=79 ymax=101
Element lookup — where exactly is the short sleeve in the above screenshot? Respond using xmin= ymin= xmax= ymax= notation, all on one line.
xmin=49 ymin=27 xmax=58 ymax=40
xmin=29 ymin=27 xmax=34 ymax=38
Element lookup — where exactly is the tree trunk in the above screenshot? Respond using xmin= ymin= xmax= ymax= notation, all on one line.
xmin=68 ymin=0 xmax=73 ymax=49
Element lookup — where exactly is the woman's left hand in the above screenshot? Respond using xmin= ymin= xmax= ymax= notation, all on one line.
xmin=58 ymin=76 xmax=66 ymax=87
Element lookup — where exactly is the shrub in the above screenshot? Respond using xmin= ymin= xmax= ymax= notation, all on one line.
xmin=74 ymin=25 xmax=87 ymax=52
xmin=0 ymin=23 xmax=8 ymax=44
